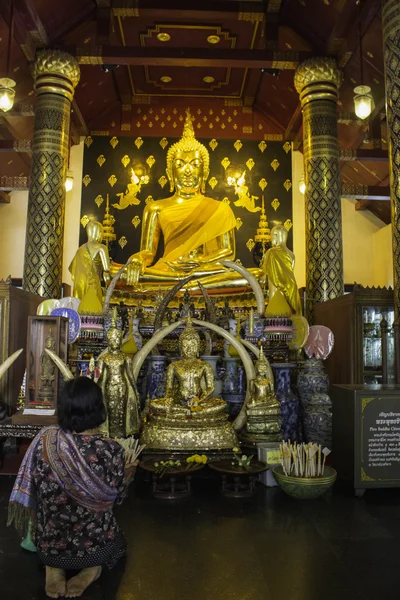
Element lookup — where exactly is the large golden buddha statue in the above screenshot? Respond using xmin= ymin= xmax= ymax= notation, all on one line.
xmin=112 ymin=109 xmax=263 ymax=292
xmin=140 ymin=316 xmax=238 ymax=450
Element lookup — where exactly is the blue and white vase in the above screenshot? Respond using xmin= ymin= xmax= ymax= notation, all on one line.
xmin=146 ymin=355 xmax=167 ymax=400
xmin=297 ymin=357 xmax=329 ymax=410
xmin=222 ymin=356 xmax=245 ymax=417
xmin=272 ymin=363 xmax=299 ymax=442
xmin=201 ymin=355 xmax=223 ymax=397
xmin=303 ymin=393 xmax=332 ymax=448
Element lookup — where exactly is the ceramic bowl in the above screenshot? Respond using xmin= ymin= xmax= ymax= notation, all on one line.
xmin=272 ymin=465 xmax=337 ymax=499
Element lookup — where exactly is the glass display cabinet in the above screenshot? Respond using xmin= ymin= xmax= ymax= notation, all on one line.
xmin=314 ymin=285 xmax=394 ymax=385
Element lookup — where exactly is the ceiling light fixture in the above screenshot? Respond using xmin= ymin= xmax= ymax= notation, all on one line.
xmin=0 ymin=0 xmax=16 ymax=113
xmin=157 ymin=32 xmax=171 ymax=42
xmin=160 ymin=76 xmax=172 ymax=83
xmin=203 ymin=76 xmax=215 ymax=83
xmin=353 ymin=0 xmax=373 ymax=120
xmin=207 ymin=35 xmax=220 ymax=44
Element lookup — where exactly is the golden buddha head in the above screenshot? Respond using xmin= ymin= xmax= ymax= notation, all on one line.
xmin=107 ymin=307 xmax=123 ymax=350
xmin=86 ymin=220 xmax=104 ymax=243
xmin=255 ymin=346 xmax=269 ymax=376
xmin=166 ymin=109 xmax=210 ymax=194
xmin=179 ymin=315 xmax=200 ymax=358
xmin=271 ymin=224 xmax=288 ymax=247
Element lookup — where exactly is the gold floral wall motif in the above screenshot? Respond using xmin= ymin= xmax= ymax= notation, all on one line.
xmin=80 ymin=136 xmax=292 ymax=266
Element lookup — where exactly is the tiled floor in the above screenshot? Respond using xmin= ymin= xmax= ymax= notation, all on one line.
xmin=1 ymin=471 xmax=399 ymax=600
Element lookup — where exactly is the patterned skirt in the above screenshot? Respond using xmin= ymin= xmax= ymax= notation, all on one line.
xmin=37 ymin=532 xmax=126 ymax=571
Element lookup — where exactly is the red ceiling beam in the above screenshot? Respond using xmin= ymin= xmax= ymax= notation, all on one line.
xmin=336 ymin=0 xmax=381 ymax=68
xmin=66 ymin=46 xmax=310 ymax=69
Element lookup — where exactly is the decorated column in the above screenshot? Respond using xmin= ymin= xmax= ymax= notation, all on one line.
xmin=294 ymin=58 xmax=343 ymax=320
xmin=23 ymin=50 xmax=80 ymax=298
xmin=382 ymin=0 xmax=400 ymax=381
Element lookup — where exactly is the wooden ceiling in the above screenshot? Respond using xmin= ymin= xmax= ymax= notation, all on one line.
xmin=0 ymin=0 xmax=390 ymax=223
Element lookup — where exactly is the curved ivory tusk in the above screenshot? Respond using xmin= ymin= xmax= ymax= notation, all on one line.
xmin=45 ymin=349 xmax=74 ymax=381
xmin=0 ymin=348 xmax=23 ymax=381
xmin=103 ymin=259 xmax=132 ymax=316
xmin=221 ymin=260 xmax=265 ymax=317
xmin=131 ymin=321 xmax=184 ymax=380
xmin=191 ymin=319 xmax=255 ymax=431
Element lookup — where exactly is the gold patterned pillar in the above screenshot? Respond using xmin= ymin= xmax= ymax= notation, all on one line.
xmin=23 ymin=50 xmax=80 ymax=298
xmin=294 ymin=58 xmax=344 ymax=320
xmin=382 ymin=0 xmax=400 ymax=382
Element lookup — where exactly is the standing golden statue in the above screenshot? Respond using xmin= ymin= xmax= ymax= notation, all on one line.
xmin=244 ymin=347 xmax=281 ymax=442
xmin=69 ymin=221 xmax=111 ymax=314
xmin=37 ymin=330 xmax=57 ymax=403
xmin=97 ymin=309 xmax=140 ymax=438
xmin=261 ymin=224 xmax=302 ymax=315
xmin=111 ymin=109 xmax=262 ymax=292
xmin=141 ymin=316 xmax=238 ymax=450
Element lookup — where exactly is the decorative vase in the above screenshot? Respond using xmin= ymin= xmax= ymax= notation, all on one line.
xmin=131 ymin=317 xmax=143 ymax=350
xmin=201 ymin=355 xmax=223 ymax=397
xmin=146 ymin=355 xmax=167 ymax=400
xmin=273 ymin=465 xmax=337 ymax=499
xmin=224 ymin=318 xmax=238 ymax=358
xmin=303 ymin=392 xmax=332 ymax=448
xmin=297 ymin=357 xmax=329 ymax=410
xmin=222 ymin=356 xmax=245 ymax=417
xmin=271 ymin=363 xmax=299 ymax=441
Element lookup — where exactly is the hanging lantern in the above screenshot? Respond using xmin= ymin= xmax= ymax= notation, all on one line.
xmin=0 ymin=77 xmax=16 ymax=112
xmin=65 ymin=169 xmax=74 ymax=192
xmin=298 ymin=176 xmax=306 ymax=195
xmin=353 ymin=85 xmax=372 ymax=120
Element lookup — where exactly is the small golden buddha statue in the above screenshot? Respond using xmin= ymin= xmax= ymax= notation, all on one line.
xmin=140 ymin=316 xmax=238 ymax=450
xmin=261 ymin=224 xmax=302 ymax=315
xmin=97 ymin=309 xmax=140 ymax=438
xmin=112 ymin=109 xmax=263 ymax=292
xmin=37 ymin=330 xmax=56 ymax=403
xmin=244 ymin=347 xmax=281 ymax=441
xmin=69 ymin=220 xmax=111 ymax=314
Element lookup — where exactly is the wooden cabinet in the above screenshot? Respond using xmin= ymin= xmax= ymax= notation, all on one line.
xmin=314 ymin=285 xmax=394 ymax=385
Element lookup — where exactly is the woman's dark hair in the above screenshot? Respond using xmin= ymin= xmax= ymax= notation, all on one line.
xmin=58 ymin=377 xmax=106 ymax=433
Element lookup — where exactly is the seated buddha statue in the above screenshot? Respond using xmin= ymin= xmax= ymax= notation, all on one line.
xmin=140 ymin=316 xmax=238 ymax=450
xmin=243 ymin=347 xmax=281 ymax=442
xmin=112 ymin=109 xmax=263 ymax=293
xmin=261 ymin=224 xmax=302 ymax=315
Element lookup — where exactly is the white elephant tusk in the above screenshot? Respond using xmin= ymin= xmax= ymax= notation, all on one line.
xmin=45 ymin=349 xmax=74 ymax=381
xmin=221 ymin=261 xmax=265 ymax=317
xmin=0 ymin=349 xmax=23 ymax=381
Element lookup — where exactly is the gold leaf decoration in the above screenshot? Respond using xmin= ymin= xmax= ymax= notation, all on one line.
xmin=234 ymin=139 xmax=243 ymax=152
xmin=84 ymin=136 xmax=93 ymax=148
xmin=271 ymin=198 xmax=280 ymax=212
xmin=109 ymin=214 xmax=115 ymax=225
xmin=108 ymin=174 xmax=117 ymax=187
xmin=221 ymin=157 xmax=231 ymax=170
xmin=246 ymin=158 xmax=255 ymax=171
xmin=283 ymin=179 xmax=292 ymax=192
xmin=283 ymin=141 xmax=291 ymax=154
xmin=118 ymin=236 xmax=128 ymax=249
xmin=82 ymin=174 xmax=91 ymax=187
xmin=135 ymin=137 xmax=144 ymax=150
xmin=132 ymin=216 xmax=141 ymax=228
xmin=246 ymin=238 xmax=255 ymax=252
xmin=209 ymin=139 xmax=218 ymax=151
xmin=97 ymin=154 xmax=106 ymax=167
xmin=271 ymin=159 xmax=280 ymax=171
xmin=208 ymin=177 xmax=218 ymax=190
xmin=159 ymin=137 xmax=168 ymax=150
xmin=236 ymin=217 xmax=243 ymax=229
xmin=121 ymin=155 xmax=130 ymax=168
xmin=158 ymin=175 xmax=168 ymax=188
xmin=222 ymin=197 xmax=231 ymax=205
xmin=80 ymin=215 xmax=90 ymax=227
xmin=258 ymin=178 xmax=268 ymax=191
xmin=146 ymin=155 xmax=156 ymax=169
xmin=284 ymin=219 xmax=293 ymax=231
xmin=258 ymin=141 xmax=267 ymax=153
xmin=145 ymin=195 xmax=154 ymax=204
xmin=110 ymin=136 xmax=119 ymax=149
xmin=95 ymin=195 xmax=104 ymax=208
xmin=235 ymin=258 xmax=243 ymax=266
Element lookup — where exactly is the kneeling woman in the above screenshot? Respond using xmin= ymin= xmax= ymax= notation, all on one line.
xmin=8 ymin=377 xmax=137 ymax=599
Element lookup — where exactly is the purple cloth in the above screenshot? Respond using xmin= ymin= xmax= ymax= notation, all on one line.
xmin=9 ymin=426 xmax=118 ymax=513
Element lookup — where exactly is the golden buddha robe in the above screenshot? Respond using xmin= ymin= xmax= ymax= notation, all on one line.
xmin=69 ymin=244 xmax=103 ymax=314
xmin=149 ymin=195 xmax=236 ymax=272
xmin=263 ymin=245 xmax=302 ymax=315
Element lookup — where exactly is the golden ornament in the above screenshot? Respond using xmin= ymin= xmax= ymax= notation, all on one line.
xmin=85 ymin=136 xmax=93 ymax=148
xmin=135 ymin=137 xmax=144 ymax=149
xmin=97 ymin=154 xmax=106 ymax=167
xmin=271 ymin=198 xmax=280 ymax=212
xmin=159 ymin=137 xmax=168 ymax=150
xmin=146 ymin=155 xmax=156 ymax=168
xmin=110 ymin=136 xmax=119 ymax=149
xmin=132 ymin=216 xmax=141 ymax=228
xmin=82 ymin=174 xmax=91 ymax=187
xmin=236 ymin=217 xmax=243 ymax=229
xmin=284 ymin=219 xmax=293 ymax=231
xmin=209 ymin=139 xmax=218 ymax=151
xmin=246 ymin=158 xmax=255 ymax=171
xmin=95 ymin=195 xmax=104 ymax=208
xmin=118 ymin=236 xmax=128 ymax=249
xmin=208 ymin=177 xmax=218 ymax=190
xmin=271 ymin=159 xmax=280 ymax=171
xmin=121 ymin=155 xmax=130 ymax=168
xmin=145 ymin=195 xmax=154 ymax=204
xmin=258 ymin=178 xmax=268 ymax=191
xmin=221 ymin=157 xmax=231 ymax=170
xmin=283 ymin=141 xmax=291 ymax=153
xmin=108 ymin=174 xmax=117 ymax=187
xmin=80 ymin=215 xmax=90 ymax=227
xmin=246 ymin=238 xmax=255 ymax=252
xmin=158 ymin=175 xmax=168 ymax=188
xmin=283 ymin=179 xmax=292 ymax=192
xmin=234 ymin=139 xmax=243 ymax=152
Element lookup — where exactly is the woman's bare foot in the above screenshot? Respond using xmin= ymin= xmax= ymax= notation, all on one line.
xmin=45 ymin=567 xmax=66 ymax=598
xmin=65 ymin=566 xmax=102 ymax=598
